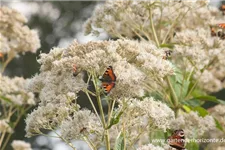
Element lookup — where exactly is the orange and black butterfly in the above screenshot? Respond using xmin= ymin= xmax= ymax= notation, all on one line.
xmin=100 ymin=66 xmax=116 ymax=94
xmin=168 ymin=129 xmax=185 ymax=150
xmin=217 ymin=23 xmax=225 ymax=29
xmin=210 ymin=25 xmax=225 ymax=40
xmin=72 ymin=64 xmax=81 ymax=77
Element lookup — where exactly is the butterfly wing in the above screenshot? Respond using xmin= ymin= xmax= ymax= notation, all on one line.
xmin=217 ymin=23 xmax=225 ymax=29
xmin=168 ymin=135 xmax=185 ymax=150
xmin=102 ymin=82 xmax=115 ymax=94
xmin=101 ymin=66 xmax=116 ymax=82
xmin=168 ymin=130 xmax=185 ymax=150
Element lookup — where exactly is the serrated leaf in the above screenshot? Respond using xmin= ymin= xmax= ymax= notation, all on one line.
xmin=192 ymin=106 xmax=209 ymax=117
xmin=114 ymin=132 xmax=124 ymax=150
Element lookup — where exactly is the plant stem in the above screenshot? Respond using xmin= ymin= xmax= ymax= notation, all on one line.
xmin=92 ymin=72 xmax=110 ymax=150
xmin=85 ymin=91 xmax=102 ymax=125
xmin=53 ymin=130 xmax=77 ymax=150
xmin=1 ymin=51 xmax=15 ymax=74
xmin=83 ymin=136 xmax=97 ymax=150
xmin=166 ymin=76 xmax=179 ymax=107
xmin=149 ymin=9 xmax=160 ymax=47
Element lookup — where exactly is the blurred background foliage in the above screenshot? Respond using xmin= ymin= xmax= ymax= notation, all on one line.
xmin=1 ymin=0 xmax=225 ymax=150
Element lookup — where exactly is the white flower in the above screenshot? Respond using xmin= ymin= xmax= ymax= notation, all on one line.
xmin=0 ymin=6 xmax=40 ymax=54
xmin=60 ymin=109 xmax=103 ymax=146
xmin=120 ymin=97 xmax=175 ymax=132
xmin=25 ymin=103 xmax=70 ymax=137
xmin=0 ymin=75 xmax=35 ymax=106
xmin=170 ymin=111 xmax=216 ymax=139
xmin=11 ymin=140 xmax=32 ymax=150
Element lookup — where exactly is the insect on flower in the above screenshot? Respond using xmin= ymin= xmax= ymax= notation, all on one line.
xmin=217 ymin=23 xmax=225 ymax=29
xmin=168 ymin=129 xmax=186 ymax=150
xmin=80 ymin=127 xmax=87 ymax=133
xmin=100 ymin=66 xmax=116 ymax=94
xmin=72 ymin=64 xmax=78 ymax=77
xmin=210 ymin=26 xmax=225 ymax=40
xmin=162 ymin=50 xmax=172 ymax=60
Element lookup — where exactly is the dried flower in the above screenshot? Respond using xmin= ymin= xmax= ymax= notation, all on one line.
xmin=11 ymin=140 xmax=32 ymax=150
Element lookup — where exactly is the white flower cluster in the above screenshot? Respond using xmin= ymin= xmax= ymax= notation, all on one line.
xmin=107 ymin=97 xmax=175 ymax=145
xmin=170 ymin=111 xmax=216 ymax=139
xmin=0 ymin=75 xmax=35 ymax=106
xmin=11 ymin=140 xmax=32 ymax=150
xmin=84 ymin=0 xmax=225 ymax=93
xmin=26 ymin=39 xmax=174 ymax=141
xmin=84 ymin=0 xmax=216 ymax=40
xmin=119 ymin=97 xmax=175 ymax=132
xmin=25 ymin=103 xmax=69 ymax=137
xmin=204 ymin=105 xmax=225 ymax=149
xmin=0 ymin=6 xmax=40 ymax=54
xmin=60 ymin=109 xmax=103 ymax=147
xmin=31 ymin=39 xmax=173 ymax=99
xmin=173 ymin=28 xmax=225 ymax=93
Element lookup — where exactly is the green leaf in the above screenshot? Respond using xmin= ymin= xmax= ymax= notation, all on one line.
xmin=192 ymin=106 xmax=209 ymax=117
xmin=182 ymin=105 xmax=191 ymax=112
xmin=0 ymin=95 xmax=12 ymax=103
xmin=182 ymin=99 xmax=203 ymax=107
xmin=160 ymin=44 xmax=174 ymax=49
xmin=149 ymin=130 xmax=165 ymax=146
xmin=114 ymin=132 xmax=125 ymax=150
xmin=214 ymin=118 xmax=224 ymax=131
xmin=171 ymin=76 xmax=190 ymax=100
xmin=216 ymin=99 xmax=225 ymax=105
xmin=186 ymin=141 xmax=199 ymax=150
xmin=107 ymin=111 xmax=123 ymax=129
xmin=194 ymin=95 xmax=225 ymax=105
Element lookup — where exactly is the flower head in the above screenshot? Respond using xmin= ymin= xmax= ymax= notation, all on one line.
xmin=0 ymin=6 xmax=40 ymax=54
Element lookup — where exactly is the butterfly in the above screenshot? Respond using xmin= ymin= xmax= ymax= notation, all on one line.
xmin=72 ymin=64 xmax=79 ymax=77
xmin=168 ymin=129 xmax=185 ymax=150
xmin=100 ymin=66 xmax=116 ymax=94
xmin=210 ymin=26 xmax=225 ymax=40
xmin=217 ymin=23 xmax=225 ymax=29
xmin=163 ymin=50 xmax=172 ymax=60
